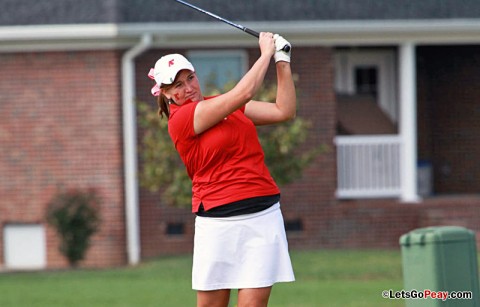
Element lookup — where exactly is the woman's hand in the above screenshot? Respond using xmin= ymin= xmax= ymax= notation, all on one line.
xmin=258 ymin=32 xmax=275 ymax=59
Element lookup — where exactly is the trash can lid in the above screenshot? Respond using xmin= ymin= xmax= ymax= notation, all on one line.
xmin=399 ymin=226 xmax=474 ymax=246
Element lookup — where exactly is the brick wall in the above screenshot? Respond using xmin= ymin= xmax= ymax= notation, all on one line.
xmin=331 ymin=198 xmax=480 ymax=250
xmin=0 ymin=51 xmax=126 ymax=269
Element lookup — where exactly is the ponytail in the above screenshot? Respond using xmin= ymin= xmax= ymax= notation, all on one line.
xmin=157 ymin=94 xmax=170 ymax=118
xmin=157 ymin=82 xmax=176 ymax=119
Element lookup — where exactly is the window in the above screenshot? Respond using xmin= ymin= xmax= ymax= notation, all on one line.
xmin=166 ymin=222 xmax=185 ymax=235
xmin=284 ymin=219 xmax=304 ymax=232
xmin=187 ymin=50 xmax=248 ymax=93
xmin=335 ymin=49 xmax=397 ymax=123
xmin=355 ymin=66 xmax=378 ymax=97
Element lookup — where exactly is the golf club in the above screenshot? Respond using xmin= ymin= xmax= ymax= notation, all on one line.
xmin=174 ymin=0 xmax=291 ymax=53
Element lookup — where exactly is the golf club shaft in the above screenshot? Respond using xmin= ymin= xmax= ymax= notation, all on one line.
xmin=175 ymin=0 xmax=259 ymax=37
xmin=174 ymin=0 xmax=290 ymax=52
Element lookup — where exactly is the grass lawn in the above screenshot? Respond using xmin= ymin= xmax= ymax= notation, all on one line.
xmin=0 ymin=249 xmax=404 ymax=307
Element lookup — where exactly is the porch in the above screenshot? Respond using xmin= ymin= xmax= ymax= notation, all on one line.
xmin=334 ymin=43 xmax=418 ymax=202
xmin=334 ymin=44 xmax=480 ymax=202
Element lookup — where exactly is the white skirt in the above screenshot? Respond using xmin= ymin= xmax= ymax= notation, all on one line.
xmin=192 ymin=202 xmax=295 ymax=291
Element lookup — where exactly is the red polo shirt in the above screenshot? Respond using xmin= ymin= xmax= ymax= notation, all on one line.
xmin=168 ymin=97 xmax=279 ymax=213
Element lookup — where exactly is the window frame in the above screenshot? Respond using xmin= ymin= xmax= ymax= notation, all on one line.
xmin=187 ymin=49 xmax=249 ymax=93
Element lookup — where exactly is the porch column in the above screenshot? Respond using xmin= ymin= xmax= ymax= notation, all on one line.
xmin=399 ymin=42 xmax=419 ymax=202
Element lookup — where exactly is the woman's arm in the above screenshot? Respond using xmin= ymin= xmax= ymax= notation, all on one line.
xmin=193 ymin=32 xmax=275 ymax=134
xmin=244 ymin=61 xmax=296 ymax=125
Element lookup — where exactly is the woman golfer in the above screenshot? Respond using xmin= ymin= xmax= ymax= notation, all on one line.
xmin=148 ymin=32 xmax=295 ymax=307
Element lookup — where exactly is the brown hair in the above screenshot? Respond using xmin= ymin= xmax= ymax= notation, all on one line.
xmin=156 ymin=94 xmax=170 ymax=118
xmin=156 ymin=83 xmax=175 ymax=119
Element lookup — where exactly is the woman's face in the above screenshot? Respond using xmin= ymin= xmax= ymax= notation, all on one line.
xmin=162 ymin=69 xmax=202 ymax=105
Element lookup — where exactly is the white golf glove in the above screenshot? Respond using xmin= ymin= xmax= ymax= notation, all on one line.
xmin=274 ymin=34 xmax=291 ymax=63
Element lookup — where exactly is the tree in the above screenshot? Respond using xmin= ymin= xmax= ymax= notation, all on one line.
xmin=137 ymin=81 xmax=323 ymax=208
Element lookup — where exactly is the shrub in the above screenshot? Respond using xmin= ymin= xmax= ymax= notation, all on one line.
xmin=46 ymin=188 xmax=101 ymax=267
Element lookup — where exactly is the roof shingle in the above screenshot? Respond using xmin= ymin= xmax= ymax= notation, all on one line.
xmin=3 ymin=0 xmax=480 ymax=26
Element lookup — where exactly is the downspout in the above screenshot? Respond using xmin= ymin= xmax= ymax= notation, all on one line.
xmin=121 ymin=34 xmax=152 ymax=265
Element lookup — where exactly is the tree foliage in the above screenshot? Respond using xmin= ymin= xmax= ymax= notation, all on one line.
xmin=137 ymin=102 xmax=193 ymax=207
xmin=137 ymin=81 xmax=322 ymax=208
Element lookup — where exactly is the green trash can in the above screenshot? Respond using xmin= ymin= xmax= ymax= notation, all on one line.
xmin=399 ymin=226 xmax=480 ymax=306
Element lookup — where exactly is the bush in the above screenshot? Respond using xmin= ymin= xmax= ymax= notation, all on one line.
xmin=46 ymin=188 xmax=101 ymax=267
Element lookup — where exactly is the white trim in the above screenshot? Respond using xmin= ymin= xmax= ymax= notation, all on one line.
xmin=399 ymin=42 xmax=420 ymax=203
xmin=260 ymin=19 xmax=480 ymax=45
xmin=116 ymin=18 xmax=480 ymax=48
xmin=336 ymin=189 xmax=402 ymax=199
xmin=0 ymin=24 xmax=124 ymax=52
xmin=0 ymin=24 xmax=118 ymax=40
xmin=2 ymin=19 xmax=480 ymax=52
xmin=335 ymin=134 xmax=401 ymax=144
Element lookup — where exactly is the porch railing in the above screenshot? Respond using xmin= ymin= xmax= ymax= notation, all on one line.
xmin=334 ymin=135 xmax=402 ymax=198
